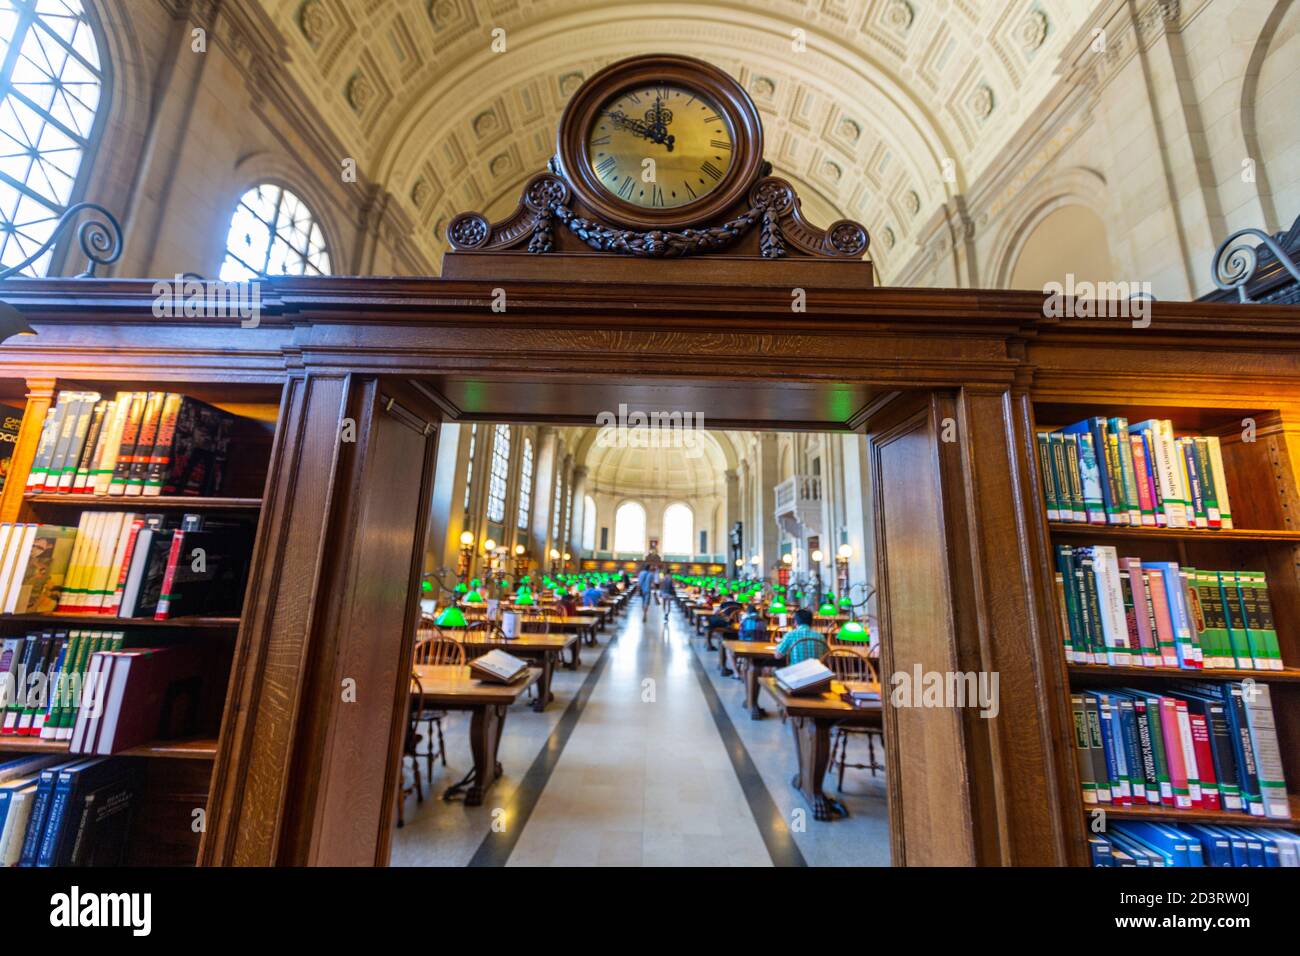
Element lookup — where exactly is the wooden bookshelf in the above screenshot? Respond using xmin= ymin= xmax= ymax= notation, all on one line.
xmin=1034 ymin=400 xmax=1300 ymax=864
xmin=0 ymin=735 xmax=219 ymax=760
xmin=0 ymin=376 xmax=275 ymax=866
xmin=1089 ymin=792 xmax=1300 ymax=828
xmin=23 ymin=494 xmax=262 ymax=511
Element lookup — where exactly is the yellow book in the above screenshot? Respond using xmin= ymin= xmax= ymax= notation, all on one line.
xmin=59 ymin=511 xmax=98 ymax=612
xmin=84 ymin=511 xmax=125 ymax=610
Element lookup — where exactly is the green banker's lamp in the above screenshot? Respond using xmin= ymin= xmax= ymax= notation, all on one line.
xmin=435 ymin=605 xmax=468 ymax=628
xmin=817 ymin=600 xmax=837 ymax=617
xmin=516 ymin=589 xmax=535 ymax=607
xmin=464 ymin=588 xmax=484 ymax=604
xmin=835 ymin=620 xmax=869 ymax=643
xmin=769 ymin=599 xmax=787 ymax=614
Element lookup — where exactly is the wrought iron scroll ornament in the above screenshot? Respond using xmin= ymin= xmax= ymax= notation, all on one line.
xmin=448 ymin=173 xmax=869 ymax=261
xmin=0 ymin=202 xmax=124 ymax=281
xmin=1212 ymin=226 xmax=1300 ymax=303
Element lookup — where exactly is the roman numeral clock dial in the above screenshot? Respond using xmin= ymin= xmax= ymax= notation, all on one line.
xmin=586 ymin=84 xmax=734 ymax=209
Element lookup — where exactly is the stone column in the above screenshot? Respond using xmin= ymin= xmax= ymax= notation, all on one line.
xmin=569 ymin=465 xmax=589 ymax=557
xmin=529 ymin=426 xmax=557 ymax=570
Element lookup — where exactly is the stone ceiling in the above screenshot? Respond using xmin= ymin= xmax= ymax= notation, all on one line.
xmin=255 ymin=0 xmax=1099 ymax=278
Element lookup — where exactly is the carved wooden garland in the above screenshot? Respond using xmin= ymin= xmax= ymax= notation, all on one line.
xmin=447 ymin=172 xmax=869 ymax=260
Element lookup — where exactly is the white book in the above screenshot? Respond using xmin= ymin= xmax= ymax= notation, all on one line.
xmin=70 ymin=653 xmax=105 ymax=752
xmin=1243 ymin=683 xmax=1291 ymax=819
xmin=1 ymin=523 xmax=37 ymax=614
xmin=0 ymin=523 xmax=29 ymax=612
xmin=774 ymin=657 xmax=833 ymax=693
xmin=0 ymin=782 xmax=39 ymax=867
xmin=84 ymin=511 xmax=124 ymax=610
xmin=60 ymin=511 xmax=96 ymax=613
xmin=1133 ymin=421 xmax=1186 ymax=528
xmin=118 ymin=527 xmax=156 ymax=617
xmin=101 ymin=513 xmax=137 ymax=614
xmin=1092 ymin=546 xmax=1131 ymax=666
xmin=1205 ymin=435 xmax=1233 ymax=529
xmin=470 ymin=648 xmax=527 ymax=683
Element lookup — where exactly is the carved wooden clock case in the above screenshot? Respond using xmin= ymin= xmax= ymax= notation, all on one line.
xmin=444 ymin=54 xmax=871 ymax=273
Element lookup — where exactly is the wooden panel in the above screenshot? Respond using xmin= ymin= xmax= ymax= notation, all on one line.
xmin=872 ymin=399 xmax=974 ymax=866
xmin=292 ymin=380 xmax=438 ymax=865
xmin=0 ymin=377 xmax=53 ymax=522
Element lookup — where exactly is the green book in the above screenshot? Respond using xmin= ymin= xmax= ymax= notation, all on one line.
xmin=1036 ymin=432 xmax=1060 ymax=520
xmin=1237 ymin=571 xmax=1281 ymax=671
xmin=1193 ymin=571 xmax=1229 ymax=670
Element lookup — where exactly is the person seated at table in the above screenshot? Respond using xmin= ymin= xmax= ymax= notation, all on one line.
xmin=706 ymin=594 xmax=742 ymax=629
xmin=775 ymin=608 xmax=828 ymax=663
xmin=581 ymin=583 xmax=605 ymax=606
xmin=738 ymin=604 xmax=767 ymax=641
xmin=556 ymin=590 xmax=578 ymax=617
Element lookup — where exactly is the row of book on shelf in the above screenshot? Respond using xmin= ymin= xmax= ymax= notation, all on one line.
xmin=1091 ymin=821 xmax=1300 ymax=866
xmin=0 ymin=512 xmax=253 ymax=620
xmin=1072 ymin=682 xmax=1289 ymax=819
xmin=1053 ymin=546 xmax=1282 ymax=670
xmin=0 ymin=755 xmax=141 ymax=866
xmin=25 ymin=389 xmax=235 ymax=498
xmin=1037 ymin=417 xmax=1234 ymax=529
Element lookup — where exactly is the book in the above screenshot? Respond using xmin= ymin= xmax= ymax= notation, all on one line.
xmin=774 ymin=657 xmax=833 ymax=695
xmin=0 ymin=402 xmax=23 ymax=494
xmin=468 ymin=648 xmax=528 ymax=684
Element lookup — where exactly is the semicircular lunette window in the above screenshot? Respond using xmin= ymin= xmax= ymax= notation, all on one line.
xmin=0 ymin=0 xmax=104 ymax=276
xmin=219 ymin=183 xmax=332 ymax=280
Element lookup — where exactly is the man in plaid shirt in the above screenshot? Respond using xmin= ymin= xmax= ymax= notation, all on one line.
xmin=776 ymin=609 xmax=828 ymax=663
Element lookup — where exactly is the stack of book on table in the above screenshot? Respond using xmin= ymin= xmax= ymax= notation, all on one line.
xmin=840 ymin=681 xmax=880 ymax=708
xmin=1037 ymin=417 xmax=1232 ymax=529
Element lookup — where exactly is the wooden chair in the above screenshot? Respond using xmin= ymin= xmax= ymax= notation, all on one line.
xmin=821 ymin=648 xmax=884 ymax=788
xmin=411 ymin=633 xmax=465 ymax=785
xmin=397 ymin=671 xmax=427 ymax=828
xmin=705 ymin=605 xmax=742 ymax=650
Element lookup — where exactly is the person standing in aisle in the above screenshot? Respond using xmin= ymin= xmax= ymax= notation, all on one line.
xmin=637 ymin=563 xmax=654 ymax=621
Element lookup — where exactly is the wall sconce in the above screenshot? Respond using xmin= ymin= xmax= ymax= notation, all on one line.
xmin=457 ymin=530 xmax=475 ymax=581
xmin=835 ymin=542 xmax=853 ymax=598
xmin=549 ymin=547 xmax=560 ymax=574
xmin=512 ymin=543 xmax=528 ymax=578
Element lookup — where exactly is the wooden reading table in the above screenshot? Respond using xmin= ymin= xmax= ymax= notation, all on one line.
xmin=760 ymin=676 xmax=882 ymax=821
xmin=721 ymin=640 xmax=782 ymax=719
xmin=452 ymin=633 xmax=577 ymax=711
xmin=411 ymin=664 xmax=541 ymax=806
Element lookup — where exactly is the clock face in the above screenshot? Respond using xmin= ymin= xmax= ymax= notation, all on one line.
xmin=586 ymin=83 xmax=735 ymax=209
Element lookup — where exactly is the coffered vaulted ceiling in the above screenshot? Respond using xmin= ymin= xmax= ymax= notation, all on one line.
xmin=254 ymin=0 xmax=1100 ymax=277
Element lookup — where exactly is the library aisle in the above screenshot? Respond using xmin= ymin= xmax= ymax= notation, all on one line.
xmin=390 ymin=603 xmax=889 ymax=866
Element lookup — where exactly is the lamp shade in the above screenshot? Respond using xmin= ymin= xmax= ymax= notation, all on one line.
xmin=454 ymin=582 xmax=468 ymax=594
xmin=769 ymin=600 xmax=787 ymax=614
xmin=464 ymin=589 xmax=484 ymax=604
xmin=838 ymin=595 xmax=852 ymax=608
xmin=818 ymin=601 xmax=836 ymax=616
xmin=836 ymin=620 xmax=869 ymax=643
xmin=435 ymin=606 xmax=468 ymax=628
xmin=515 ymin=590 xmax=535 ymax=606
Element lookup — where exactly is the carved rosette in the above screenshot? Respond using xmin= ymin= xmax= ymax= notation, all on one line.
xmin=447 ymin=169 xmax=868 ymax=260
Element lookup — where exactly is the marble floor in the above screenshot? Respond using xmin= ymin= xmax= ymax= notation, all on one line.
xmin=389 ymin=598 xmax=890 ymax=866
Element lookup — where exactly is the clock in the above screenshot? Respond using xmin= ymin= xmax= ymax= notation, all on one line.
xmin=556 ymin=54 xmax=765 ymax=228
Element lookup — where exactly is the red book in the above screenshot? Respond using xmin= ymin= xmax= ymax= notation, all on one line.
xmin=1158 ymin=696 xmax=1193 ymax=809
xmin=102 ymin=517 xmax=144 ymax=617
xmin=1187 ymin=711 xmax=1220 ymax=811
xmin=152 ymin=528 xmax=186 ymax=620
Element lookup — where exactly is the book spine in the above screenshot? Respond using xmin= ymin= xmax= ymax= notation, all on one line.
xmin=1036 ymin=431 xmax=1058 ymax=521
xmin=143 ymin=393 xmax=182 ymax=496
xmin=1072 ymin=694 xmax=1098 ymax=803
xmin=1075 ymin=432 xmax=1105 ymax=524
xmin=125 ymin=392 xmax=164 ymax=497
xmin=92 ymin=395 xmax=130 ymax=496
xmin=1192 ymin=437 xmax=1220 ymax=528
xmin=1142 ymin=694 xmax=1172 ymax=804
xmin=1158 ymin=696 xmax=1192 ymax=809
xmin=1083 ymin=695 xmax=1112 ymax=803
xmin=1203 ymin=699 xmax=1243 ymax=811
xmin=26 ymin=399 xmax=66 ymax=491
xmin=108 ymin=393 xmax=146 ymax=496
xmin=1206 ymin=435 xmax=1233 ymax=528
xmin=69 ymin=401 xmax=107 ymax=495
xmin=153 ymin=528 xmax=187 ymax=620
xmin=1187 ymin=710 xmax=1221 ymax=810
xmin=1241 ymin=682 xmax=1291 ymax=819
xmin=1180 ymin=439 xmax=1208 ymax=529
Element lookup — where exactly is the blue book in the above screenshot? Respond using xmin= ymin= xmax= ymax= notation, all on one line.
xmin=1256 ymin=832 xmax=1281 ymax=867
xmin=1060 ymin=424 xmax=1105 ymax=523
xmin=1223 ymin=826 xmax=1266 ymax=867
xmin=1145 ymin=562 xmax=1199 ymax=668
xmin=1117 ymin=821 xmax=1194 ymax=866
xmin=18 ymin=762 xmax=67 ymax=866
xmin=1087 ymin=691 xmax=1128 ymax=803
xmin=1064 ymin=419 xmax=1121 ymax=523
xmin=1185 ymin=824 xmax=1234 ymax=866
xmin=1109 ymin=830 xmax=1161 ymax=866
xmin=1088 ymin=834 xmax=1114 ymax=867
xmin=36 ymin=757 xmax=107 ymax=868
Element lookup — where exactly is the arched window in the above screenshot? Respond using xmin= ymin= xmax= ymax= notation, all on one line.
xmin=582 ymin=494 xmax=596 ymax=552
xmin=551 ymin=474 xmax=563 ymax=541
xmin=462 ymin=423 xmax=477 ymax=513
xmin=613 ymin=501 xmax=646 ymax=554
xmin=486 ymin=424 xmax=510 ymax=523
xmin=219 ymin=183 xmax=331 ymax=280
xmin=516 ymin=437 xmax=533 ymax=530
xmin=662 ymin=503 xmax=693 ymax=555
xmin=0 ymin=0 xmax=104 ymax=276
xmin=562 ymin=486 xmax=572 ymax=548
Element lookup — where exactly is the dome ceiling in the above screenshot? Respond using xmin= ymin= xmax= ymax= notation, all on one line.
xmin=582 ymin=428 xmax=730 ymax=496
xmin=255 ymin=0 xmax=1100 ymax=278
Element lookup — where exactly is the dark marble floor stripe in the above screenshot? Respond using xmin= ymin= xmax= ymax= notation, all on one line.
xmin=467 ymin=622 xmax=619 ymax=867
xmin=679 ymin=613 xmax=809 ymax=867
